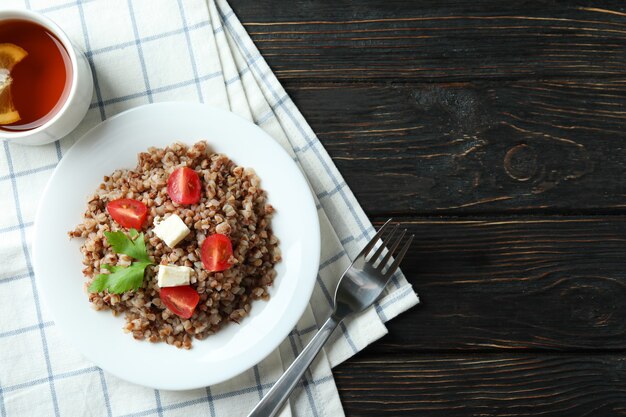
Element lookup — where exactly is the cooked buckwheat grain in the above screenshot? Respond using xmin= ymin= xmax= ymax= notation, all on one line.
xmin=69 ymin=141 xmax=280 ymax=349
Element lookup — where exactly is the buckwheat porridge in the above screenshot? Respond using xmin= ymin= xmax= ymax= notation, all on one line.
xmin=69 ymin=141 xmax=280 ymax=349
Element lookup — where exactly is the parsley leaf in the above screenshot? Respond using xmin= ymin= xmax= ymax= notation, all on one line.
xmin=88 ymin=262 xmax=152 ymax=294
xmin=89 ymin=229 xmax=154 ymax=294
xmin=104 ymin=229 xmax=151 ymax=263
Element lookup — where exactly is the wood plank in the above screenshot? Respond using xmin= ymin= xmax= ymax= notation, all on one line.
xmin=334 ymin=353 xmax=626 ymax=416
xmin=229 ymin=0 xmax=626 ymax=81
xmin=364 ymin=216 xmax=626 ymax=351
xmin=285 ymin=79 xmax=626 ymax=215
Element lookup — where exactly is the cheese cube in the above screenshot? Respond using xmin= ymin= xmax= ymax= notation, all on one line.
xmin=157 ymin=264 xmax=193 ymax=287
xmin=153 ymin=214 xmax=190 ymax=248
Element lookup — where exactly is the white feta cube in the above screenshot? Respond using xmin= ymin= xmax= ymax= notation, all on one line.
xmin=157 ymin=264 xmax=193 ymax=287
xmin=153 ymin=214 xmax=190 ymax=248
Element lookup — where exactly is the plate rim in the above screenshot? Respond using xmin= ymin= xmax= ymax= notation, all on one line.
xmin=32 ymin=102 xmax=320 ymax=390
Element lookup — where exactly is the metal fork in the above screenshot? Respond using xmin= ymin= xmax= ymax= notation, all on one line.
xmin=247 ymin=219 xmax=413 ymax=417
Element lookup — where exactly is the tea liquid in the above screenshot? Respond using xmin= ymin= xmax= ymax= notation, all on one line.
xmin=0 ymin=19 xmax=72 ymax=131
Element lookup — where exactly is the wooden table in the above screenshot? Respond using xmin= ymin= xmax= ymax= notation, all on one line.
xmin=229 ymin=1 xmax=626 ymax=415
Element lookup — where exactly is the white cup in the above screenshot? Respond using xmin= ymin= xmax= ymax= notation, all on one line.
xmin=0 ymin=9 xmax=93 ymax=146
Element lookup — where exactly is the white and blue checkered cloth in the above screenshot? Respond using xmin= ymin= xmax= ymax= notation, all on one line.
xmin=0 ymin=1 xmax=419 ymax=416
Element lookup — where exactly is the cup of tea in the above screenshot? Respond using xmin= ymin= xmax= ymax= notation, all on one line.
xmin=0 ymin=9 xmax=93 ymax=146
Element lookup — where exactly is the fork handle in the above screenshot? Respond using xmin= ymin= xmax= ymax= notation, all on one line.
xmin=247 ymin=314 xmax=340 ymax=417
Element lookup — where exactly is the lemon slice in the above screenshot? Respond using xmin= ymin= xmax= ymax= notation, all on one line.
xmin=0 ymin=43 xmax=28 ymax=125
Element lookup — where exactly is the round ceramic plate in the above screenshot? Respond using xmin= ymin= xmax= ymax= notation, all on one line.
xmin=33 ymin=102 xmax=320 ymax=390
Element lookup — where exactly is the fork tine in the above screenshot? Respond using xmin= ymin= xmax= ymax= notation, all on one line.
xmin=357 ymin=218 xmax=392 ymax=258
xmin=384 ymin=234 xmax=414 ymax=278
xmin=377 ymin=229 xmax=406 ymax=270
xmin=369 ymin=224 xmax=398 ymax=263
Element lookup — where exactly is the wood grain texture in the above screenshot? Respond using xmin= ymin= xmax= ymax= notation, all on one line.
xmin=334 ymin=353 xmax=626 ymax=416
xmin=368 ymin=216 xmax=626 ymax=351
xmin=228 ymin=0 xmax=626 ymax=214
xmin=285 ymin=79 xmax=626 ymax=215
xmin=224 ymin=1 xmax=626 ymax=415
xmin=230 ymin=0 xmax=626 ymax=81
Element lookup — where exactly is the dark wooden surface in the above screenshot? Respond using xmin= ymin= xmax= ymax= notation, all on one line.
xmin=229 ymin=1 xmax=626 ymax=415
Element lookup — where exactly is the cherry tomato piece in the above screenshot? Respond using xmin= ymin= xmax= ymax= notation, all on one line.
xmin=201 ymin=234 xmax=233 ymax=272
xmin=160 ymin=285 xmax=200 ymax=319
xmin=167 ymin=167 xmax=201 ymax=205
xmin=106 ymin=198 xmax=148 ymax=229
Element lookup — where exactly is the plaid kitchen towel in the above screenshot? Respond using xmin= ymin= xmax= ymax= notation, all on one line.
xmin=0 ymin=0 xmax=419 ymax=416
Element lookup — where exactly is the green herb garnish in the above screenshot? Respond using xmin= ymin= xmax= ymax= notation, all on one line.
xmin=88 ymin=229 xmax=153 ymax=294
xmin=103 ymin=229 xmax=151 ymax=263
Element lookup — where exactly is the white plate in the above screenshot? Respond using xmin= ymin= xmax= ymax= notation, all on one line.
xmin=33 ymin=102 xmax=320 ymax=390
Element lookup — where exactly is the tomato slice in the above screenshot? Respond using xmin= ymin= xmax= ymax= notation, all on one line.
xmin=160 ymin=285 xmax=200 ymax=319
xmin=201 ymin=234 xmax=233 ymax=272
xmin=167 ymin=167 xmax=201 ymax=205
xmin=106 ymin=198 xmax=148 ymax=229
